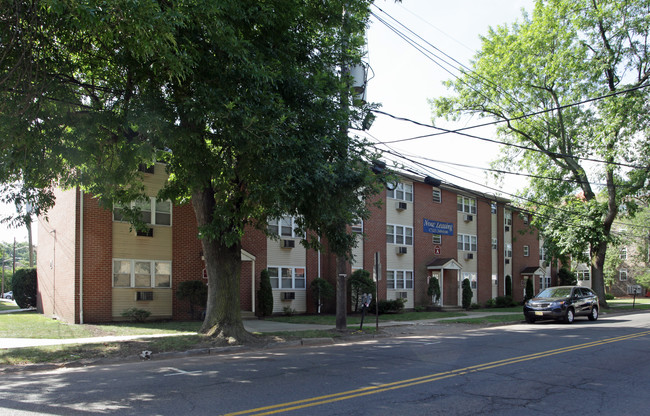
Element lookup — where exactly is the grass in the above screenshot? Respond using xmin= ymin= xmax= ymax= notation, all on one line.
xmin=0 ymin=299 xmax=19 ymax=312
xmin=607 ymin=297 xmax=650 ymax=310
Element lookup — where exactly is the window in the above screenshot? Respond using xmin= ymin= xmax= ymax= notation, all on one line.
xmin=491 ymin=202 xmax=497 ymax=214
xmin=620 ymin=247 xmax=627 ymax=260
xmin=523 ymin=245 xmax=530 ymax=256
xmin=387 ymin=270 xmax=413 ymax=289
xmin=577 ymin=269 xmax=590 ymax=281
xmin=491 ymin=238 xmax=498 ymax=250
xmin=267 ymin=267 xmax=306 ymax=289
xmin=539 ymin=275 xmax=551 ymax=290
xmin=522 ymin=214 xmax=529 ymax=225
xmin=432 ymin=234 xmax=442 ymax=244
xmin=351 ymin=219 xmax=363 ymax=234
xmin=619 ymin=269 xmax=628 ymax=281
xmin=505 ymin=243 xmax=512 ymax=258
xmin=113 ymin=259 xmax=172 ymax=288
xmin=268 ymin=216 xmax=295 ymax=237
xmin=113 ymin=198 xmax=172 ymax=226
xmin=540 ymin=247 xmax=546 ymax=261
xmin=457 ymin=196 xmax=476 ymax=214
xmin=432 ymin=189 xmax=442 ymax=203
xmin=387 ymin=182 xmax=413 ymax=202
xmin=457 ymin=234 xmax=477 ymax=251
xmin=386 ymin=224 xmax=413 ymax=245
xmin=505 ymin=211 xmax=512 ymax=226
xmin=463 ymin=272 xmax=477 ymax=289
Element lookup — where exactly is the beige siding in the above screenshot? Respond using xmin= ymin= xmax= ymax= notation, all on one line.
xmin=386 ymin=200 xmax=413 ymax=226
xmin=112 ymin=288 xmax=173 ymax=319
xmin=273 ymin=290 xmax=307 ymax=314
xmin=141 ymin=163 xmax=168 ymax=195
xmin=113 ymin=223 xmax=172 ymax=260
xmin=351 ymin=234 xmax=364 ymax=269
xmin=267 ymin=238 xmax=306 ymax=267
xmin=387 ymin=289 xmax=414 ymax=309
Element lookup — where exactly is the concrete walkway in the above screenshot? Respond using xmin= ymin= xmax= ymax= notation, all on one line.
xmin=0 ymin=311 xmax=523 ymax=350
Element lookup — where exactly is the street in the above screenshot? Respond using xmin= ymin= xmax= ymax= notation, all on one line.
xmin=1 ymin=311 xmax=650 ymax=415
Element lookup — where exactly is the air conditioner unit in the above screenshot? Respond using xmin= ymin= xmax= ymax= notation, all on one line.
xmin=464 ymin=214 xmax=474 ymax=222
xmin=397 ymin=292 xmax=408 ymax=299
xmin=464 ymin=252 xmax=474 ymax=260
xmin=136 ymin=228 xmax=154 ymax=237
xmin=281 ymin=239 xmax=295 ymax=249
xmin=136 ymin=291 xmax=154 ymax=301
xmin=396 ymin=201 xmax=407 ymax=211
xmin=505 ymin=226 xmax=510 ymax=232
xmin=505 ymin=258 xmax=510 ymax=264
xmin=396 ymin=246 xmax=408 ymax=255
xmin=281 ymin=292 xmax=296 ymax=301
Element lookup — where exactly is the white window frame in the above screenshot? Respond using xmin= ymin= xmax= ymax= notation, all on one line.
xmin=268 ymin=216 xmax=296 ymax=237
xmin=432 ymin=189 xmax=442 ymax=203
xmin=267 ymin=266 xmax=306 ymax=290
xmin=505 ymin=211 xmax=512 ymax=226
xmin=577 ymin=269 xmax=591 ymax=281
xmin=539 ymin=275 xmax=551 ymax=290
xmin=457 ymin=234 xmax=477 ymax=252
xmin=457 ymin=196 xmax=476 ymax=214
xmin=432 ymin=234 xmax=442 ymax=245
xmin=112 ymin=259 xmax=172 ymax=288
xmin=620 ymin=247 xmax=627 ymax=260
xmin=462 ymin=272 xmax=477 ymax=289
xmin=387 ymin=270 xmax=413 ymax=289
xmin=387 ymin=224 xmax=413 ymax=245
xmin=619 ymin=269 xmax=628 ymax=281
xmin=523 ymin=245 xmax=530 ymax=257
xmin=491 ymin=238 xmax=498 ymax=250
xmin=113 ymin=198 xmax=173 ymax=227
xmin=490 ymin=202 xmax=497 ymax=214
xmin=387 ymin=182 xmax=413 ymax=202
xmin=505 ymin=243 xmax=512 ymax=258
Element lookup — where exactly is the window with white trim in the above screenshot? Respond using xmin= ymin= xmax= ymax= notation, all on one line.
xmin=268 ymin=216 xmax=295 ymax=237
xmin=620 ymin=247 xmax=627 ymax=260
xmin=351 ymin=218 xmax=363 ymax=234
xmin=387 ymin=270 xmax=413 ymax=289
xmin=539 ymin=275 xmax=551 ymax=289
xmin=491 ymin=238 xmax=498 ymax=250
xmin=505 ymin=211 xmax=512 ymax=226
xmin=540 ymin=247 xmax=546 ymax=261
xmin=522 ymin=214 xmax=529 ymax=224
xmin=432 ymin=234 xmax=442 ymax=244
xmin=619 ymin=269 xmax=628 ymax=281
xmin=112 ymin=259 xmax=171 ymax=288
xmin=505 ymin=243 xmax=512 ymax=258
xmin=113 ymin=198 xmax=173 ymax=226
xmin=267 ymin=267 xmax=306 ymax=289
xmin=432 ymin=189 xmax=442 ymax=203
xmin=387 ymin=182 xmax=413 ymax=202
xmin=491 ymin=202 xmax=497 ymax=214
xmin=523 ymin=245 xmax=530 ymax=256
xmin=577 ymin=269 xmax=590 ymax=281
xmin=457 ymin=196 xmax=476 ymax=214
xmin=386 ymin=224 xmax=413 ymax=245
xmin=463 ymin=272 xmax=477 ymax=289
xmin=457 ymin=234 xmax=477 ymax=251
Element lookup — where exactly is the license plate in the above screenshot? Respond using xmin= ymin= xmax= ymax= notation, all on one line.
xmin=535 ymin=311 xmax=543 ymax=316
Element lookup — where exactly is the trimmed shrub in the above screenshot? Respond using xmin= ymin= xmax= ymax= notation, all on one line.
xmin=427 ymin=276 xmax=441 ymax=305
xmin=310 ymin=277 xmax=334 ymax=314
xmin=505 ymin=275 xmax=512 ymax=297
xmin=373 ymin=298 xmax=405 ymax=314
xmin=485 ymin=298 xmax=496 ymax=308
xmin=258 ymin=269 xmax=274 ymax=317
xmin=349 ymin=269 xmax=375 ymax=312
xmin=605 ymin=292 xmax=615 ymax=300
xmin=121 ymin=308 xmax=151 ymax=322
xmin=495 ymin=295 xmax=516 ymax=307
xmin=525 ymin=278 xmax=534 ymax=301
xmin=461 ymin=278 xmax=473 ymax=310
xmin=176 ymin=280 xmax=207 ymax=320
xmin=12 ymin=268 xmax=37 ymax=308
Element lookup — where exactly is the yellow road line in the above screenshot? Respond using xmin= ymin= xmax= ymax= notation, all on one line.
xmin=224 ymin=330 xmax=650 ymax=416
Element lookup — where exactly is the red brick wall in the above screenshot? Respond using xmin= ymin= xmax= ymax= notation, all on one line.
xmin=171 ymin=203 xmax=203 ymax=320
xmin=362 ymin=191 xmax=387 ymax=303
xmin=512 ymin=211 xmax=540 ymax=301
xmin=476 ymin=199 xmax=493 ymax=304
xmin=242 ymin=225 xmax=267 ymax=315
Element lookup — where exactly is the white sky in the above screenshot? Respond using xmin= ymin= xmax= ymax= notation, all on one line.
xmin=0 ymin=0 xmax=534 ymax=245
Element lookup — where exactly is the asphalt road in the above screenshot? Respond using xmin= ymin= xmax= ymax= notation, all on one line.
xmin=1 ymin=311 xmax=649 ymax=415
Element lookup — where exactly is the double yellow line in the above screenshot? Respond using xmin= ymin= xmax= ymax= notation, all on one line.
xmin=224 ymin=330 xmax=650 ymax=415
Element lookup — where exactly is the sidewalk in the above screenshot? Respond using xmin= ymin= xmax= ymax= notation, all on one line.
xmin=0 ymin=311 xmax=522 ymax=350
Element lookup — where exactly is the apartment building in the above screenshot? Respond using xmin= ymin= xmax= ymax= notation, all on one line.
xmin=36 ymin=165 xmax=553 ymax=323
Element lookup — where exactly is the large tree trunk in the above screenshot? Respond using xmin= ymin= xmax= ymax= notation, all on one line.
xmin=192 ymin=187 xmax=253 ymax=343
xmin=592 ymin=241 xmax=609 ymax=309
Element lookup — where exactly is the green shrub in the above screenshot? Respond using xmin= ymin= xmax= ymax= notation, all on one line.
xmin=495 ymin=295 xmax=516 ymax=308
xmin=427 ymin=276 xmax=441 ymax=305
xmin=349 ymin=270 xmax=376 ymax=313
xmin=310 ymin=277 xmax=334 ymax=314
xmin=605 ymin=293 xmax=615 ymax=300
xmin=485 ymin=298 xmax=496 ymax=308
xmin=505 ymin=275 xmax=512 ymax=297
xmin=414 ymin=305 xmax=425 ymax=312
xmin=558 ymin=268 xmax=577 ymax=285
xmin=524 ymin=278 xmax=534 ymax=301
xmin=176 ymin=280 xmax=207 ymax=320
xmin=282 ymin=306 xmax=295 ymax=316
xmin=13 ymin=268 xmax=37 ymax=308
xmin=121 ymin=307 xmax=151 ymax=322
xmin=258 ymin=269 xmax=274 ymax=317
xmin=470 ymin=302 xmax=480 ymax=310
xmin=461 ymin=278 xmax=473 ymax=310
xmin=373 ymin=298 xmax=405 ymax=314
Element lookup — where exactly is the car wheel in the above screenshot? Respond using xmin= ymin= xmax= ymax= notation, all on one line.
xmin=588 ymin=306 xmax=598 ymax=321
xmin=525 ymin=315 xmax=536 ymax=324
xmin=564 ymin=308 xmax=575 ymax=324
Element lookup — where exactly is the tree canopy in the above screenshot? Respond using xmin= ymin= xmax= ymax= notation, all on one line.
xmin=432 ymin=0 xmax=650 ymax=304
xmin=0 ymin=0 xmax=382 ymax=340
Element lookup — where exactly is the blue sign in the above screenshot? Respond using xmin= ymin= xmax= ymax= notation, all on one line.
xmin=423 ymin=219 xmax=454 ymax=235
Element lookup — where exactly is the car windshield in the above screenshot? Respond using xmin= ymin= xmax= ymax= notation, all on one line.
xmin=536 ymin=287 xmax=572 ymax=298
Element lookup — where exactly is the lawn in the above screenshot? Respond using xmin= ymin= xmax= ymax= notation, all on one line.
xmin=607 ymin=297 xmax=650 ymax=310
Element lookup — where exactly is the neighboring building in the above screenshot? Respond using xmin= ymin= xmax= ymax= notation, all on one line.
xmin=36 ymin=165 xmax=554 ymax=323
xmin=607 ymin=224 xmax=648 ymax=297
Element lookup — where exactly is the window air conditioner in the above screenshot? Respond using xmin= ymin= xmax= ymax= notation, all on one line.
xmin=505 ymin=258 xmax=510 ymax=264
xmin=464 ymin=252 xmax=474 ymax=260
xmin=464 ymin=214 xmax=474 ymax=222
xmin=136 ymin=291 xmax=154 ymax=301
xmin=396 ymin=201 xmax=407 ymax=211
xmin=281 ymin=292 xmax=296 ymax=300
xmin=396 ymin=246 xmax=408 ymax=255
xmin=505 ymin=226 xmax=510 ymax=232
xmin=137 ymin=228 xmax=154 ymax=237
xmin=281 ymin=239 xmax=295 ymax=249
xmin=397 ymin=292 xmax=408 ymax=299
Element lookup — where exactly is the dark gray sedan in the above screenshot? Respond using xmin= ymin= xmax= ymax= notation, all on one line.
xmin=524 ymin=286 xmax=599 ymax=324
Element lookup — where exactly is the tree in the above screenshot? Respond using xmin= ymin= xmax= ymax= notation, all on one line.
xmin=0 ymin=0 xmax=382 ymax=342
xmin=176 ymin=280 xmax=208 ymax=320
xmin=12 ymin=267 xmax=36 ymax=308
xmin=427 ymin=276 xmax=441 ymax=305
xmin=524 ymin=278 xmax=534 ymax=301
xmin=348 ymin=269 xmax=375 ymax=312
xmin=461 ymin=278 xmax=473 ymax=310
xmin=505 ymin=275 xmax=512 ymax=297
xmin=310 ymin=277 xmax=335 ymax=314
xmin=432 ymin=0 xmax=650 ymax=308
xmin=558 ymin=268 xmax=578 ymax=286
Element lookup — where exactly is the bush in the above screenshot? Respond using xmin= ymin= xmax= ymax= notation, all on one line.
xmin=524 ymin=278 xmax=534 ymax=301
xmin=470 ymin=302 xmax=480 ymax=310
xmin=461 ymin=278 xmax=473 ymax=310
xmin=121 ymin=308 xmax=151 ymax=322
xmin=176 ymin=280 xmax=207 ymax=320
xmin=495 ymin=295 xmax=517 ymax=308
xmin=558 ymin=268 xmax=577 ymax=285
xmin=310 ymin=277 xmax=334 ymax=314
xmin=373 ymin=298 xmax=405 ymax=314
xmin=427 ymin=276 xmax=441 ymax=305
xmin=414 ymin=305 xmax=425 ymax=312
xmin=282 ymin=306 xmax=295 ymax=316
xmin=485 ymin=298 xmax=496 ymax=308
xmin=12 ymin=268 xmax=37 ymax=308
xmin=349 ymin=270 xmax=375 ymax=313
xmin=605 ymin=293 xmax=615 ymax=300
xmin=258 ymin=269 xmax=274 ymax=317
xmin=505 ymin=275 xmax=512 ymax=297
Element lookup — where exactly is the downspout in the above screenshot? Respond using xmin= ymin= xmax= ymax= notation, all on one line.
xmin=79 ymin=189 xmax=84 ymax=324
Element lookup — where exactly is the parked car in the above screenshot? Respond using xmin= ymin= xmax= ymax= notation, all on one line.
xmin=523 ymin=286 xmax=599 ymax=324
xmin=3 ymin=291 xmax=12 ymax=300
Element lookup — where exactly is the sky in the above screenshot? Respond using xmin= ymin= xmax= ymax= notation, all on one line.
xmin=0 ymin=0 xmax=535 ymax=245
